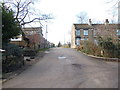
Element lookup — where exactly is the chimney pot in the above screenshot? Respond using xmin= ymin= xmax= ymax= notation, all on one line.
xmin=105 ymin=19 xmax=109 ymax=25
xmin=88 ymin=19 xmax=92 ymax=26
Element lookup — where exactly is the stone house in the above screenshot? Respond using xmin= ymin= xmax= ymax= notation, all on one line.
xmin=22 ymin=27 xmax=46 ymax=49
xmin=11 ymin=27 xmax=48 ymax=49
xmin=10 ymin=34 xmax=27 ymax=47
xmin=71 ymin=19 xmax=120 ymax=48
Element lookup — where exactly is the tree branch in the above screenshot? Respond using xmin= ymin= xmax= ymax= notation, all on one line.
xmin=19 ymin=9 xmax=29 ymax=23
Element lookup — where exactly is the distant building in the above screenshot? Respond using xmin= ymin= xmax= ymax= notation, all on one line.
xmin=22 ymin=27 xmax=46 ymax=49
xmin=71 ymin=19 xmax=120 ymax=48
xmin=10 ymin=34 xmax=27 ymax=47
xmin=10 ymin=27 xmax=50 ymax=49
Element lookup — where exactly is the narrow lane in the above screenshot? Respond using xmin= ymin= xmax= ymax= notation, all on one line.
xmin=3 ymin=48 xmax=118 ymax=88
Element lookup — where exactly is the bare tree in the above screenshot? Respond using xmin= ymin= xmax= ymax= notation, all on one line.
xmin=106 ymin=0 xmax=120 ymax=23
xmin=4 ymin=0 xmax=54 ymax=26
xmin=106 ymin=0 xmax=119 ymax=7
xmin=76 ymin=11 xmax=89 ymax=24
xmin=110 ymin=11 xmax=117 ymax=23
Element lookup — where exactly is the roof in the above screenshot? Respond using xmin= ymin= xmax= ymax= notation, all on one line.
xmin=93 ymin=24 xmax=119 ymax=29
xmin=74 ymin=24 xmax=94 ymax=29
xmin=22 ymin=27 xmax=42 ymax=31
xmin=73 ymin=24 xmax=120 ymax=29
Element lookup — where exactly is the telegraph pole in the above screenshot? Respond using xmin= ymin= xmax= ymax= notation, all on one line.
xmin=45 ymin=21 xmax=48 ymax=48
xmin=64 ymin=33 xmax=65 ymax=48
xmin=46 ymin=24 xmax=48 ymax=40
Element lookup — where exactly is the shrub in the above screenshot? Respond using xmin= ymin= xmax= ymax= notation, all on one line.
xmin=23 ymin=49 xmax=37 ymax=58
xmin=3 ymin=43 xmax=23 ymax=57
xmin=114 ymin=41 xmax=120 ymax=58
xmin=82 ymin=41 xmax=99 ymax=55
xmin=76 ymin=45 xmax=83 ymax=51
xmin=77 ymin=37 xmax=119 ymax=58
xmin=2 ymin=43 xmax=24 ymax=73
xmin=2 ymin=56 xmax=24 ymax=73
xmin=97 ymin=37 xmax=119 ymax=58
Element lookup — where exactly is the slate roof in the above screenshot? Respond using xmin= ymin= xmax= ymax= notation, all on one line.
xmin=22 ymin=27 xmax=42 ymax=31
xmin=73 ymin=24 xmax=120 ymax=29
xmin=74 ymin=24 xmax=94 ymax=29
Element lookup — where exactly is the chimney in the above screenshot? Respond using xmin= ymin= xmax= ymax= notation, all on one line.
xmin=88 ymin=19 xmax=92 ymax=26
xmin=105 ymin=19 xmax=109 ymax=25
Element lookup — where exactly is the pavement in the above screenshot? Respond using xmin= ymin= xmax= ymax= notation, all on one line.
xmin=1 ymin=51 xmax=45 ymax=83
xmin=2 ymin=48 xmax=118 ymax=88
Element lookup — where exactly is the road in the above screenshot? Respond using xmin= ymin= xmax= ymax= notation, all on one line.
xmin=3 ymin=48 xmax=118 ymax=88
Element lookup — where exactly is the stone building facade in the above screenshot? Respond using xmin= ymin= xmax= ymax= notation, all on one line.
xmin=71 ymin=19 xmax=120 ymax=48
xmin=11 ymin=27 xmax=49 ymax=49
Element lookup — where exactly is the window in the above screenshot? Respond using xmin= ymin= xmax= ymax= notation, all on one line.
xmin=15 ymin=37 xmax=18 ymax=39
xmin=94 ymin=29 xmax=97 ymax=36
xmin=81 ymin=38 xmax=88 ymax=40
xmin=117 ymin=30 xmax=120 ymax=35
xmin=76 ymin=38 xmax=80 ymax=46
xmin=84 ymin=30 xmax=88 ymax=36
xmin=76 ymin=29 xmax=80 ymax=36
xmin=94 ymin=39 xmax=98 ymax=45
xmin=81 ymin=38 xmax=84 ymax=40
xmin=84 ymin=38 xmax=88 ymax=40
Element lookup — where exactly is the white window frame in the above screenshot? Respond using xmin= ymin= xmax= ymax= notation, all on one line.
xmin=76 ymin=29 xmax=80 ymax=36
xmin=84 ymin=29 xmax=88 ymax=36
xmin=84 ymin=38 xmax=88 ymax=40
xmin=117 ymin=29 xmax=120 ymax=35
xmin=94 ymin=29 xmax=97 ymax=36
xmin=76 ymin=38 xmax=80 ymax=46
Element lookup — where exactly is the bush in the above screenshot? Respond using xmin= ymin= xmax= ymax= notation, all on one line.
xmin=3 ymin=43 xmax=23 ymax=57
xmin=23 ymin=49 xmax=37 ymax=57
xmin=77 ymin=41 xmax=104 ymax=57
xmin=2 ymin=43 xmax=24 ymax=73
xmin=114 ymin=41 xmax=120 ymax=58
xmin=98 ymin=37 xmax=118 ymax=58
xmin=2 ymin=56 xmax=24 ymax=73
xmin=76 ymin=45 xmax=83 ymax=51
xmin=92 ymin=37 xmax=120 ymax=58
xmin=77 ymin=37 xmax=119 ymax=58
xmin=82 ymin=41 xmax=100 ymax=56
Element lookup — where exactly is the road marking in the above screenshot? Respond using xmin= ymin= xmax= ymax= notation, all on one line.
xmin=44 ymin=51 xmax=49 ymax=53
xmin=58 ymin=56 xmax=66 ymax=59
xmin=58 ymin=56 xmax=74 ymax=64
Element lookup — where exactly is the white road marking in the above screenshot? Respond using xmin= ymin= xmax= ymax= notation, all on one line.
xmin=58 ymin=56 xmax=73 ymax=64
xmin=44 ymin=51 xmax=49 ymax=53
xmin=58 ymin=56 xmax=66 ymax=59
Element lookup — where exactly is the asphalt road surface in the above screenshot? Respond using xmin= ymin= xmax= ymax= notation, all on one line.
xmin=3 ymin=48 xmax=118 ymax=88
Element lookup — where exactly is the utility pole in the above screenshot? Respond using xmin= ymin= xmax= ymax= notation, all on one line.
xmin=45 ymin=21 xmax=48 ymax=48
xmin=46 ymin=24 xmax=48 ymax=40
xmin=64 ymin=33 xmax=65 ymax=48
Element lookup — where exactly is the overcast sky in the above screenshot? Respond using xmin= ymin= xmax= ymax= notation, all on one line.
xmin=29 ymin=0 xmax=118 ymax=45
